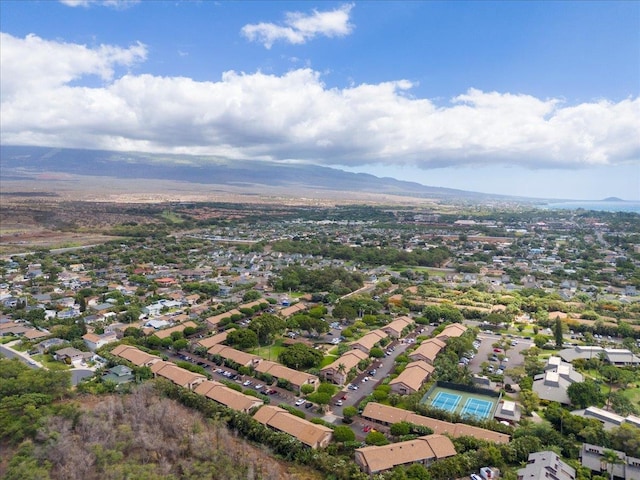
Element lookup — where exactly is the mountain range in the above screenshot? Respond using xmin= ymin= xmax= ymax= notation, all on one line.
xmin=0 ymin=145 xmax=528 ymax=202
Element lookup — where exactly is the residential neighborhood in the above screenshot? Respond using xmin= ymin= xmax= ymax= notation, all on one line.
xmin=1 ymin=204 xmax=639 ymax=479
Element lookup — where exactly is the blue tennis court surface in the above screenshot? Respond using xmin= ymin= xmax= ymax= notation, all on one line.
xmin=430 ymin=391 xmax=462 ymax=413
xmin=460 ymin=397 xmax=494 ymax=419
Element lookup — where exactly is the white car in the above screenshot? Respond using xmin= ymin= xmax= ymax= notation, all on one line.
xmin=242 ymin=380 xmax=252 ymax=386
xmin=295 ymin=398 xmax=306 ymax=406
xmin=254 ymin=384 xmax=264 ymax=390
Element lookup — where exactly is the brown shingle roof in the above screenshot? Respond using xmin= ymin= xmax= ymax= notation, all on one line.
xmin=150 ymin=360 xmax=206 ymax=389
xmin=205 ymin=309 xmax=241 ymax=328
xmin=278 ymin=302 xmax=307 ymax=317
xmin=361 ymin=403 xmax=509 ymax=444
xmin=154 ymin=321 xmax=198 ymax=339
xmin=384 ymin=316 xmax=414 ymax=336
xmin=194 ymin=380 xmax=263 ymax=412
xmin=253 ymin=406 xmax=332 ymax=448
xmin=355 ymin=434 xmax=456 ymax=474
xmin=207 ymin=344 xmax=260 ymax=367
xmin=436 ymin=323 xmax=467 ymax=340
xmin=389 ymin=360 xmax=434 ymax=392
xmin=350 ymin=329 xmax=388 ymax=351
xmin=198 ymin=329 xmax=235 ymax=349
xmin=111 ymin=344 xmax=161 ymax=366
xmin=254 ymin=360 xmax=318 ymax=388
xmin=409 ymin=338 xmax=446 ymax=363
xmin=321 ymin=349 xmax=368 ymax=374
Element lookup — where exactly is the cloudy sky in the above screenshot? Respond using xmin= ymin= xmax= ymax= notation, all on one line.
xmin=1 ymin=1 xmax=639 ymax=200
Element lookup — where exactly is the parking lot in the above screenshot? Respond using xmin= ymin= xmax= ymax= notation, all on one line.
xmin=466 ymin=332 xmax=533 ymax=385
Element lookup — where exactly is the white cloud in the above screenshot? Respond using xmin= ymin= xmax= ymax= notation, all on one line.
xmin=241 ymin=4 xmax=354 ymax=49
xmin=59 ymin=0 xmax=140 ymax=9
xmin=1 ymin=32 xmax=638 ymax=172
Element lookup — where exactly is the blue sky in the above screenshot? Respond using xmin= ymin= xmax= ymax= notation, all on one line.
xmin=1 ymin=0 xmax=639 ymax=200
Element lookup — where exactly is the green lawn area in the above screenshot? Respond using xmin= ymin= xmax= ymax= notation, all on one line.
xmin=161 ymin=210 xmax=184 ymax=224
xmin=320 ymin=355 xmax=338 ymax=368
xmin=621 ymin=386 xmax=640 ymax=404
xmin=0 ymin=336 xmax=18 ymax=345
xmin=581 ymin=368 xmax=605 ymax=381
xmin=251 ymin=342 xmax=286 ymax=361
xmin=31 ymin=354 xmax=71 ymax=370
xmin=12 ymin=341 xmax=31 ymax=352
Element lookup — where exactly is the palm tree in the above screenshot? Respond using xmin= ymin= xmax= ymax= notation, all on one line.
xmin=601 ymin=448 xmax=623 ymax=480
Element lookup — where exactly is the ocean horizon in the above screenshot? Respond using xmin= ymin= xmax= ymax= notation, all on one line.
xmin=541 ymin=200 xmax=640 ymax=214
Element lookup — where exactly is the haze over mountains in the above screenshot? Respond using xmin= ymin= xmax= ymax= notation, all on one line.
xmin=1 ymin=145 xmax=541 ymax=203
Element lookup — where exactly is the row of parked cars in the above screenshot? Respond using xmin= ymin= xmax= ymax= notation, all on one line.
xmin=213 ymin=368 xmax=277 ymax=394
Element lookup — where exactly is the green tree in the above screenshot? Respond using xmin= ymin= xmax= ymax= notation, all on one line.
xmin=227 ymin=329 xmax=259 ymax=350
xmin=405 ymin=463 xmax=431 ymax=480
xmin=342 ymin=406 xmax=357 ymax=423
xmin=533 ymin=334 xmax=549 ymax=348
xmin=609 ymin=423 xmax=640 ymax=457
xmin=278 ymin=343 xmax=323 ymax=369
xmin=610 ymin=391 xmax=638 ymax=416
xmin=554 ymin=316 xmax=564 ymax=348
xmin=249 ymin=314 xmax=286 ymax=344
xmin=567 ymin=380 xmax=605 ymax=409
xmin=365 ymin=430 xmax=389 ymax=446
xmin=390 ymin=421 xmax=412 ymax=437
xmin=370 ymin=347 xmax=385 ymax=358
xmin=333 ymin=425 xmax=356 ymax=442
xmin=242 ymin=289 xmax=262 ymax=302
xmin=300 ymin=383 xmax=315 ymax=395
xmin=519 ymin=389 xmax=540 ymax=415
xmin=601 ymin=449 xmax=623 ymax=480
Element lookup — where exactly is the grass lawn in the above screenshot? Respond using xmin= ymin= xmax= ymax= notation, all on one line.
xmin=621 ymin=386 xmax=640 ymax=404
xmin=31 ymin=354 xmax=70 ymax=370
xmin=12 ymin=341 xmax=31 ymax=352
xmin=161 ymin=210 xmax=184 ymax=224
xmin=0 ymin=336 xmax=19 ymax=345
xmin=320 ymin=355 xmax=338 ymax=368
xmin=581 ymin=368 xmax=605 ymax=381
xmin=251 ymin=342 xmax=286 ymax=361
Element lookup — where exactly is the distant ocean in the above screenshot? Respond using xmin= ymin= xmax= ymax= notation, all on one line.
xmin=542 ymin=201 xmax=640 ymax=214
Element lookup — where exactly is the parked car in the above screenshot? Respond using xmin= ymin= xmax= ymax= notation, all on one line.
xmin=295 ymin=398 xmax=305 ymax=406
xmin=493 ymin=348 xmax=501 ymax=353
xmin=254 ymin=384 xmax=264 ymax=390
xmin=335 ymin=399 xmax=343 ymax=406
xmin=305 ymin=402 xmax=314 ymax=409
xmin=242 ymin=380 xmax=252 ymax=386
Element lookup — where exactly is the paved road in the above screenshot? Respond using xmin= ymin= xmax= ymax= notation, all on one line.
xmin=1 ymin=342 xmax=95 ymax=385
xmin=0 ymin=343 xmax=42 ymax=369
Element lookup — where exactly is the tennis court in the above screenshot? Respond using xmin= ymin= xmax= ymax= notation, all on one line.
xmin=430 ymin=391 xmax=462 ymax=413
xmin=421 ymin=384 xmax=498 ymax=420
xmin=460 ymin=397 xmax=494 ymax=419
